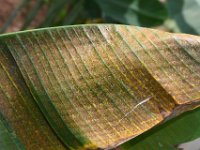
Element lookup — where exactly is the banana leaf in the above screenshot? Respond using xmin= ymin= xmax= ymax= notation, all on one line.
xmin=0 ymin=24 xmax=199 ymax=149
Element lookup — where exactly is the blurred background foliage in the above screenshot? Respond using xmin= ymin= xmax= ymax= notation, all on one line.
xmin=0 ymin=0 xmax=200 ymax=149
xmin=1 ymin=0 xmax=200 ymax=35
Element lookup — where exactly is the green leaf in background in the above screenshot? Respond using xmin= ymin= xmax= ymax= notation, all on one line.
xmin=121 ymin=107 xmax=200 ymax=150
xmin=95 ymin=0 xmax=168 ymax=27
xmin=0 ymin=0 xmax=168 ymax=33
xmin=167 ymin=0 xmax=200 ymax=35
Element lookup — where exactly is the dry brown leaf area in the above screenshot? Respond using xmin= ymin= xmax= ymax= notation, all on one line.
xmin=0 ymin=0 xmax=48 ymax=33
xmin=0 ymin=24 xmax=200 ymax=149
xmin=0 ymin=0 xmax=19 ymax=27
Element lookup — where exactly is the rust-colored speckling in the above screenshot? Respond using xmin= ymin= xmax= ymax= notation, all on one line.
xmin=0 ymin=24 xmax=199 ymax=149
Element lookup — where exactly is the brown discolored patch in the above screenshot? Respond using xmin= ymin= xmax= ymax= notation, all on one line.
xmin=0 ymin=24 xmax=200 ymax=149
xmin=0 ymin=0 xmax=48 ymax=33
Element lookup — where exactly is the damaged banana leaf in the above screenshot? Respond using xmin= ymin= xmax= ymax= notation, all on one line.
xmin=0 ymin=24 xmax=199 ymax=150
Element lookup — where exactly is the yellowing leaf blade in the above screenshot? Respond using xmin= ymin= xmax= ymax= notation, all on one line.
xmin=0 ymin=24 xmax=199 ymax=149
